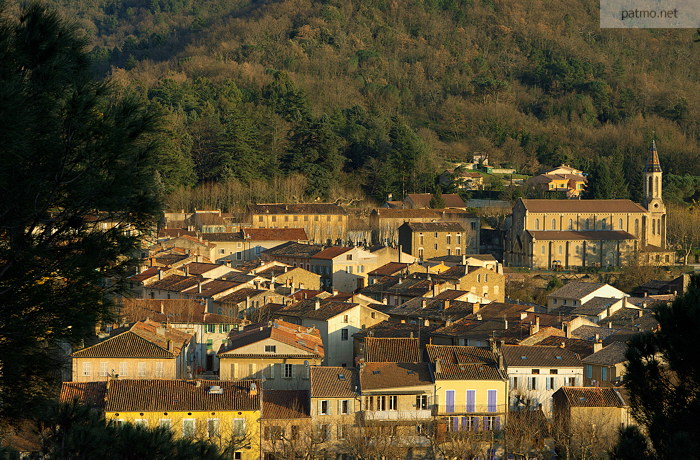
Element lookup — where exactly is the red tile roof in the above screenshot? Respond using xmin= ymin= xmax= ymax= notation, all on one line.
xmin=363 ymin=337 xmax=421 ymax=363
xmin=520 ymin=199 xmax=647 ymax=213
xmin=528 ymin=230 xmax=636 ymax=241
xmin=406 ymin=193 xmax=466 ymax=208
xmin=556 ymin=387 xmax=627 ymax=408
xmin=119 ymin=299 xmax=240 ymax=325
xmin=59 ymin=382 xmax=107 ymax=409
xmin=310 ymin=367 xmax=358 ymax=398
xmin=72 ymin=320 xmax=192 ymax=358
xmin=104 ymin=379 xmax=261 ymax=412
xmin=502 ymin=345 xmax=582 ymax=368
xmin=368 ymin=262 xmax=410 ymax=277
xmin=312 ymin=247 xmax=352 ymax=260
xmin=359 ymin=363 xmax=432 ymax=391
xmin=261 ymin=390 xmax=310 ymax=419
xmin=219 ymin=320 xmax=324 ymax=358
xmin=426 ymin=345 xmax=506 ymax=381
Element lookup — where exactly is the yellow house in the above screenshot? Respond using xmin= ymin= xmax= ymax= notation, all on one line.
xmin=71 ymin=320 xmax=193 ymax=382
xmin=426 ymin=345 xmax=509 ymax=432
xmin=247 ymin=203 xmax=348 ymax=244
xmin=104 ymin=379 xmax=262 ymax=460
xmin=552 ymin=386 xmax=632 ymax=435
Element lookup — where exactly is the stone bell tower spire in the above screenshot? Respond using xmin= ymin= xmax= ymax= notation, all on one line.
xmin=643 ymin=139 xmax=665 ymax=248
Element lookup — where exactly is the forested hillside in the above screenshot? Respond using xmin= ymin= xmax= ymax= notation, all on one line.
xmin=45 ymin=0 xmax=700 ymax=209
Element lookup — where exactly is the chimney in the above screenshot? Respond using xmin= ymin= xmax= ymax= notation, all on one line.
xmin=461 ymin=254 xmax=467 ymax=265
xmin=410 ymin=331 xmax=414 ymax=338
xmin=150 ymin=257 xmax=156 ymax=267
xmin=246 ymin=296 xmax=250 ymax=310
xmin=560 ymin=342 xmax=566 ymax=348
xmin=498 ymin=352 xmax=504 ymax=371
xmin=314 ymin=299 xmax=321 ymax=310
xmin=156 ymin=325 xmax=166 ymax=336
xmin=249 ymin=382 xmax=258 ymax=396
xmin=563 ymin=321 xmax=571 ymax=338
xmin=160 ymin=302 xmax=165 ymax=314
xmin=197 ymin=281 xmax=202 ymax=294
xmin=529 ymin=316 xmax=540 ymax=335
xmin=424 ymin=319 xmax=430 ymax=327
xmin=443 ymin=299 xmax=450 ymax=310
xmin=464 ymin=264 xmax=468 ymax=275
xmin=593 ymin=340 xmax=603 ymax=353
xmin=503 ymin=318 xmax=508 ymax=330
xmin=638 ymin=309 xmax=644 ymax=318
xmin=184 ymin=265 xmax=189 ymax=276
xmin=167 ymin=339 xmax=174 ymax=353
xmin=433 ymin=283 xmax=439 ymax=297
xmin=158 ymin=270 xmax=163 ymax=280
xmin=472 ymin=302 xmax=480 ymax=314
xmin=382 ymin=297 xmax=388 ymax=305
xmin=421 ymin=299 xmax=427 ymax=309
xmin=195 ymin=254 xmax=202 ymax=263
xmin=608 ymin=321 xmax=613 ymax=329
xmin=435 ymin=358 xmax=442 ymax=374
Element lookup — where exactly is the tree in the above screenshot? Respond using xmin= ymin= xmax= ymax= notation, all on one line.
xmin=585 ymin=157 xmax=615 ymax=199
xmin=666 ymin=204 xmax=700 ymax=265
xmin=0 ymin=3 xmax=162 ymax=418
xmin=622 ymin=274 xmax=700 ymax=458
xmin=430 ymin=185 xmax=445 ymax=208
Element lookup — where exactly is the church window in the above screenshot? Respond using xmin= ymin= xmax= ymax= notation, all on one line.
xmin=558 ymin=246 xmax=563 ymax=255
xmin=541 ymin=245 xmax=545 ymax=255
xmin=656 ymin=177 xmax=660 ymax=195
xmin=568 ymin=219 xmax=573 ymax=230
xmin=618 ymin=218 xmax=623 ymax=230
xmin=534 ymin=219 xmax=539 ymax=230
xmin=652 ymin=220 xmax=656 ymax=235
xmin=648 ymin=177 xmax=653 ymax=196
xmin=635 ymin=219 xmax=639 ymax=234
xmin=551 ymin=219 xmax=556 ymax=230
xmin=585 ymin=219 xmax=590 ymax=230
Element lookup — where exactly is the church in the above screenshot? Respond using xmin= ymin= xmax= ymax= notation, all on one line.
xmin=506 ymin=141 xmax=675 ymax=269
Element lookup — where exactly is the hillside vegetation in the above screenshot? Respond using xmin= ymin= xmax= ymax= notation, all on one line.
xmin=46 ymin=0 xmax=700 ymax=208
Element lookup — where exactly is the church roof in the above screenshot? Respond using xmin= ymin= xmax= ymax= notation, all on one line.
xmin=643 ymin=140 xmax=662 ymax=173
xmin=520 ymin=199 xmax=647 ymax=213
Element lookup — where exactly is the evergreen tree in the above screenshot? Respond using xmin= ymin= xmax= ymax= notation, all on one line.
xmin=216 ymin=107 xmax=265 ymax=182
xmin=621 ymin=275 xmax=700 ymax=458
xmin=585 ymin=157 xmax=615 ymax=199
xmin=430 ymin=185 xmax=445 ymax=208
xmin=262 ymin=70 xmax=311 ymax=123
xmin=0 ymin=3 xmax=162 ymax=418
xmin=388 ymin=118 xmax=433 ymax=195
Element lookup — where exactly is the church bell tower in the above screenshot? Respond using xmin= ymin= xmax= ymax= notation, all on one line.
xmin=643 ymin=140 xmax=666 ymax=248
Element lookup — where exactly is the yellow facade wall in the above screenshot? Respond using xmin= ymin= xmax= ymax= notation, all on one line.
xmin=72 ymin=357 xmax=177 ymax=382
xmin=105 ymin=409 xmax=261 ymax=460
xmin=435 ymin=379 xmax=509 ymax=415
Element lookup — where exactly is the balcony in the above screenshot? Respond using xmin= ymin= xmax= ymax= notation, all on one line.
xmin=362 ymin=409 xmax=434 ymax=421
xmin=437 ymin=404 xmax=507 ymax=416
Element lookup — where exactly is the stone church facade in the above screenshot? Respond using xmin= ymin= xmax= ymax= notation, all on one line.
xmin=506 ymin=142 xmax=674 ymax=269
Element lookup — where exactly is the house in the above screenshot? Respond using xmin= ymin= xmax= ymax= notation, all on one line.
xmin=404 ymin=193 xmax=466 ymax=209
xmin=353 ymin=322 xmax=442 ymax=363
xmin=310 ymin=367 xmax=359 ymax=454
xmin=247 ymin=203 xmax=348 ymax=244
xmin=385 ymin=296 xmax=478 ymax=327
xmin=117 ymin=299 xmax=241 ymax=374
xmin=260 ymin=389 xmax=312 ymax=459
xmin=203 ymin=228 xmax=309 ymax=266
xmin=369 ymin=208 xmax=480 ymax=250
xmin=552 ymin=386 xmax=632 ymax=435
xmin=427 ymin=345 xmax=508 ymax=432
xmin=439 ymin=169 xmax=484 ymax=190
xmin=360 ymin=337 xmax=422 ymax=363
xmin=310 ymin=246 xmax=379 ymax=292
xmin=398 ymin=222 xmax=468 ymax=260
xmin=359 ymin=274 xmax=447 ymax=306
xmin=427 ymin=254 xmax=501 ymax=272
xmin=217 ymin=320 xmax=324 ymax=389
xmin=214 ymin=288 xmax=288 ymax=321
xmin=368 ymin=245 xmax=418 ymax=266
xmin=527 ymin=171 xmax=587 ymax=198
xmin=582 ymin=342 xmax=628 ymax=387
xmin=71 ymin=320 xmax=193 ymax=382
xmin=502 ymin=345 xmax=583 ymax=415
xmin=547 ymin=282 xmax=627 ymax=313
xmin=506 ymin=142 xmax=673 ymax=269
xmin=103 ymin=379 xmax=261 ymax=460
xmin=358 ymin=362 xmax=434 ymax=450
xmin=276 ymin=299 xmax=389 ymax=367
xmin=367 ymin=262 xmax=412 ymax=285
xmin=254 ymin=265 xmax=321 ymax=292
xmin=430 ymin=264 xmax=506 ymax=302
xmin=261 ymin=242 xmax=324 ymax=272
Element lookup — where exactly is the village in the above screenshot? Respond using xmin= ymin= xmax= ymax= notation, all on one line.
xmin=48 ymin=142 xmax=696 ymax=459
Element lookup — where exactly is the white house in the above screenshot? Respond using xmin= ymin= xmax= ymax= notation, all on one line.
xmin=501 ymin=344 xmax=583 ymax=415
xmin=310 ymin=246 xmax=380 ymax=292
xmin=547 ymin=282 xmax=627 ymax=312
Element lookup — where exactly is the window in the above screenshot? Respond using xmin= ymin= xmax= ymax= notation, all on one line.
xmin=585 ymin=219 xmax=590 ymax=230
xmin=487 ymin=390 xmax=497 ymax=412
xmin=155 ymin=361 xmax=163 ymax=378
xmin=457 ymin=234 xmax=462 ymax=244
xmin=337 ymin=424 xmax=349 ymax=440
xmin=541 ymin=245 xmax=545 ymax=255
xmin=183 ymin=419 xmax=196 ymax=438
xmin=456 ymin=247 xmax=461 ymax=255
xmin=416 ymin=395 xmax=428 ymax=410
xmin=134 ymin=419 xmax=148 ymax=427
xmin=319 ymin=400 xmax=330 ymax=415
xmin=358 ymin=265 xmax=364 ymax=273
xmin=568 ymin=377 xmax=576 ymax=386
xmin=264 ymin=364 xmax=275 ymax=379
xmin=376 ymin=396 xmax=386 ymax=411
xmin=100 ymin=362 xmax=109 ymax=377
xmin=346 ymin=254 xmax=352 ymax=261
xmin=316 ymin=424 xmax=331 ymax=442
xmin=138 ymin=362 xmax=146 ymax=377
xmin=389 ymin=395 xmax=398 ymax=410
xmin=206 ymin=324 xmax=216 ymax=333
xmin=264 ymin=426 xmax=284 ymax=440
xmin=483 ymin=416 xmax=498 ymax=431
xmin=159 ymin=419 xmax=171 ymax=430
xmin=258 ymin=216 xmax=263 ymax=222
xmin=346 ymin=266 xmax=353 ymax=274
xmin=81 ymin=362 xmax=91 ymax=377
xmin=546 ymin=377 xmax=555 ymax=391
xmin=568 ymin=219 xmax=573 ymax=230
xmin=206 ymin=339 xmax=213 ymax=351
xmin=343 ymin=314 xmax=349 ymax=323
xmin=219 ymin=324 xmax=230 ymax=333
xmin=477 ymin=274 xmax=481 ymax=283
xmin=558 ymin=245 xmax=563 ymax=255
xmin=341 ymin=329 xmax=349 ymax=341
xmin=601 ymin=367 xmax=608 ymax=381
xmin=447 ymin=234 xmax=452 ymax=244
xmin=207 ymin=419 xmax=220 ymax=438
xmin=510 ymin=377 xmax=518 ymax=389
xmin=271 ymin=216 xmax=276 ymax=222
xmin=434 ymin=244 xmax=438 ymax=250
xmin=435 ymin=232 xmax=438 ymax=238
xmin=471 ymin=222 xmax=477 ymax=231
xmin=466 ymin=390 xmax=476 ymax=412
xmin=418 ymin=248 xmax=424 ymax=258
xmin=283 ymin=364 xmax=293 ymax=379
xmin=291 ymin=425 xmax=299 ymax=440
xmin=585 ymin=365 xmax=592 ymax=379
xmin=339 ymin=400 xmax=350 ymax=414
xmin=445 ymin=390 xmax=455 ymax=413
xmin=371 ymin=312 xmax=376 ymax=319
xmin=234 ymin=453 xmax=242 ymax=460
xmin=528 ymin=377 xmax=537 ymax=390
xmin=264 ymin=345 xmax=277 ymax=353
xmin=551 ymin=219 xmax=556 ymax=229
xmin=619 ymin=218 xmax=623 ymax=229
xmin=119 ymin=362 xmax=128 ymax=377
xmin=233 ymin=419 xmax=246 ymax=438
xmin=535 ymin=219 xmax=540 ymax=230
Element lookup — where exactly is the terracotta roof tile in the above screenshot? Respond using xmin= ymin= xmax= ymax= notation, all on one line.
xmin=364 ymin=337 xmax=421 ymax=363
xmin=119 ymin=299 xmax=239 ymax=325
xmin=581 ymin=342 xmax=628 ymax=366
xmin=521 ymin=199 xmax=647 ymax=213
xmin=278 ymin=299 xmax=357 ymax=321
xmin=104 ymin=379 xmax=261 ymax=412
xmin=312 ymin=247 xmax=352 ymax=260
xmin=373 ymin=209 xmax=477 ymax=219
xmin=406 ymin=193 xmax=466 ymax=208
xmin=219 ymin=320 xmax=324 ymax=358
xmin=528 ymin=230 xmax=636 ymax=241
xmin=261 ymin=390 xmax=310 ymax=419
xmin=426 ymin=345 xmax=506 ymax=380
xmin=556 ymin=386 xmax=627 ymax=407
xmin=310 ymin=367 xmax=358 ymax=398
xmin=263 ymin=241 xmax=324 ymax=258
xmin=359 ymin=363 xmax=432 ymax=391
xmin=404 ymin=222 xmax=465 ymax=232
xmin=367 ymin=262 xmax=410 ymax=276
xmin=502 ymin=345 xmax=581 ymax=368
xmin=59 ymin=382 xmax=107 ymax=409
xmin=72 ymin=320 xmax=192 ymax=358
xmin=548 ymin=282 xmax=609 ymax=300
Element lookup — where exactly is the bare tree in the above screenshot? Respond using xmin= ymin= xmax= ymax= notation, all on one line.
xmin=667 ymin=204 xmax=700 ymax=265
xmin=552 ymin=411 xmax=619 ymax=460
xmin=262 ymin=420 xmax=323 ymax=460
xmin=504 ymin=408 xmax=550 ymax=459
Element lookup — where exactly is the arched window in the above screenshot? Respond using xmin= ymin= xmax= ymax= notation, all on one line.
xmin=558 ymin=245 xmax=563 ymax=255
xmin=551 ymin=219 xmax=556 ymax=230
xmin=635 ymin=219 xmax=639 ymax=234
xmin=618 ymin=218 xmax=623 ymax=230
xmin=648 ymin=177 xmax=653 ymax=196
xmin=585 ymin=219 xmax=590 ymax=230
xmin=601 ymin=218 xmax=606 ymax=230
xmin=656 ymin=177 xmax=660 ymax=196
xmin=568 ymin=219 xmax=573 ymax=230
xmin=652 ymin=219 xmax=656 ymax=235
xmin=541 ymin=245 xmax=545 ymax=255
xmin=535 ymin=219 xmax=540 ymax=230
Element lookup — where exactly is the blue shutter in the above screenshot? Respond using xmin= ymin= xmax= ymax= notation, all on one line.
xmin=452 ymin=417 xmax=459 ymax=431
xmin=487 ymin=390 xmax=497 ymax=412
xmin=445 ymin=390 xmax=455 ymax=413
xmin=473 ymin=416 xmax=479 ymax=431
xmin=494 ymin=416 xmax=500 ymax=430
xmin=461 ymin=417 xmax=468 ymax=431
xmin=466 ymin=390 xmax=476 ymax=412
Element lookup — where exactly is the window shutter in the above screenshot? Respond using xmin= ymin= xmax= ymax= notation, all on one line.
xmin=318 ymin=400 xmax=323 ymax=415
xmin=338 ymin=400 xmax=342 ymax=414
xmin=494 ymin=416 xmax=501 ymax=430
xmin=270 ymin=363 xmax=276 ymax=379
